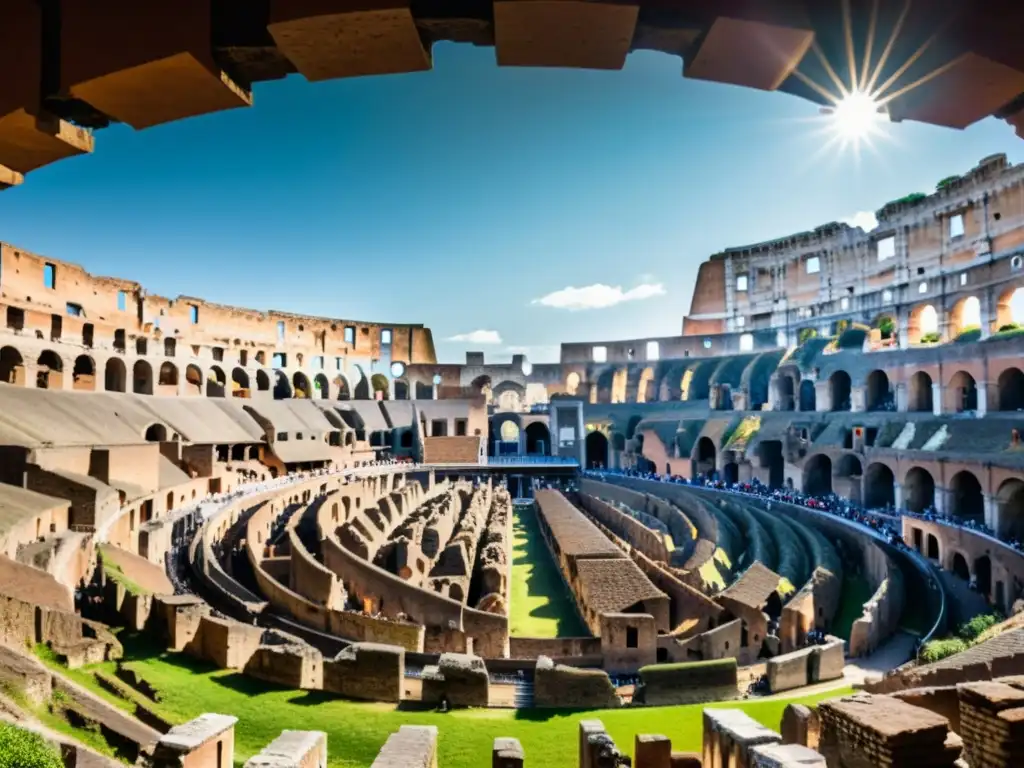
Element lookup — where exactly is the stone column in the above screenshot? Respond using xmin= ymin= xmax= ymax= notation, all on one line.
xmin=851 ymin=387 xmax=865 ymax=413
xmin=896 ymin=383 xmax=908 ymax=412
xmin=977 ymin=381 xmax=989 ymax=416
xmin=894 ymin=483 xmax=904 ymax=511
xmin=985 ymin=494 xmax=1000 ymax=533
xmin=934 ymin=488 xmax=947 ymax=516
xmin=493 ymin=737 xmax=524 ymax=768
xmin=898 ymin=313 xmax=910 ymax=350
xmin=932 ymin=384 xmax=943 ymax=416
xmin=635 ymin=735 xmax=671 ymax=768
xmin=580 ymin=720 xmax=606 ymax=768
xmin=815 ymin=382 xmax=830 ymax=413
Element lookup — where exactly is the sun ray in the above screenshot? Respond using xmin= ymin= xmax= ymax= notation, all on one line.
xmin=812 ymin=42 xmax=850 ymax=101
xmin=872 ymin=28 xmax=943 ymax=102
xmin=791 ymin=68 xmax=845 ymax=105
xmin=876 ymin=55 xmax=961 ymax=109
xmin=842 ymin=0 xmax=858 ymax=93
xmin=864 ymin=0 xmax=912 ymax=95
xmin=859 ymin=0 xmax=880 ymax=92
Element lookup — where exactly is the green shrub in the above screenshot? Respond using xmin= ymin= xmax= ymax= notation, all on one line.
xmin=876 ymin=316 xmax=895 ymax=339
xmin=955 ymin=327 xmax=981 ymax=344
xmin=919 ymin=331 xmax=941 ymax=344
xmin=797 ymin=327 xmax=817 ymax=344
xmin=837 ymin=328 xmax=867 ymax=349
xmin=999 ymin=323 xmax=1021 ymax=332
xmin=0 ymin=724 xmax=63 ymax=768
xmin=936 ymin=175 xmax=960 ymax=191
xmin=959 ymin=613 xmax=1001 ymax=643
xmin=920 ymin=637 xmax=968 ymax=664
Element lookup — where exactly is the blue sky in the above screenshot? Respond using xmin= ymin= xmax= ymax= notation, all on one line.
xmin=1 ymin=44 xmax=1021 ymax=363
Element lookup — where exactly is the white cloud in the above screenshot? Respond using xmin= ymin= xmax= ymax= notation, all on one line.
xmin=446 ymin=329 xmax=503 ymax=344
xmin=842 ymin=211 xmax=878 ymax=232
xmin=532 ymin=282 xmax=666 ymax=311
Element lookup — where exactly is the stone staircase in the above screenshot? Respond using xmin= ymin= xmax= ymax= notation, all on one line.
xmin=513 ymin=678 xmax=534 ymax=708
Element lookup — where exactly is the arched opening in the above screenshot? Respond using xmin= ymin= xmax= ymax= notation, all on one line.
xmin=828 ymin=370 xmax=851 ymax=412
xmin=927 ymin=534 xmax=939 ymax=560
xmin=802 ymin=454 xmax=832 ymax=496
xmin=273 ymin=370 xmax=291 ymax=400
xmin=837 ymin=454 xmax=862 ymax=478
xmin=951 ymin=552 xmax=970 ymax=581
xmin=400 ymin=430 xmax=413 ymax=449
xmin=158 ymin=361 xmax=178 ymax=388
xmin=471 ymin=375 xmax=493 ymax=405
xmin=694 ymin=436 xmax=716 ymax=477
xmin=207 ymin=366 xmax=226 ymax=398
xmin=104 ymin=357 xmax=126 ymax=392
xmin=256 ymin=369 xmax=271 ymax=392
xmin=904 ymin=467 xmax=936 ymax=513
xmin=314 ymin=373 xmax=330 ymax=399
xmin=232 ymin=367 xmax=250 ymax=398
xmin=145 ymin=424 xmax=167 ymax=442
xmin=334 ymin=376 xmax=351 ymax=401
xmin=996 ymin=285 xmax=1024 ymax=329
xmin=636 ymin=367 xmax=654 ymax=403
xmin=625 ymin=415 xmax=642 ymax=440
xmin=36 ymin=350 xmax=63 ymax=390
xmin=909 ymin=303 xmax=939 ymax=344
xmin=908 ymin=371 xmax=934 ymax=412
xmin=975 ymin=555 xmax=992 ymax=597
xmin=777 ymin=375 xmax=795 ymax=411
xmin=184 ymin=364 xmax=203 ymax=395
xmin=292 ymin=372 xmax=311 ymax=399
xmin=231 ymin=444 xmax=246 ymax=461
xmin=610 ymin=368 xmax=628 ymax=404
xmin=0 ymin=346 xmax=25 ymax=386
xmin=135 ymin=337 xmax=148 ymax=355
xmin=865 ymin=369 xmax=892 ymax=411
xmin=371 ymin=373 xmax=390 ymax=400
xmin=864 ymin=463 xmax=895 ymax=509
xmin=354 ymin=372 xmax=370 ymax=400
xmin=495 ymin=385 xmax=523 ymax=412
xmin=998 ymin=368 xmax=1024 ymax=412
xmin=835 ymin=454 xmax=862 ymax=503
xmin=414 ymin=382 xmax=432 ymax=400
xmin=756 ymin=441 xmax=785 ymax=488
xmin=133 ymin=360 xmax=153 ymax=395
xmin=565 ymin=371 xmax=580 ymax=396
xmin=611 ymin=432 xmax=626 ymax=452
xmin=948 ymin=370 xmax=978 ymax=413
xmin=525 ymin=422 xmax=550 ymax=455
xmin=950 ymin=295 xmax=981 ymax=338
xmin=949 ymin=471 xmax=984 ymax=523
xmin=723 ymin=462 xmax=739 ymax=484
xmin=799 ymin=379 xmax=816 ymax=411
xmin=72 ymin=355 xmax=95 ymax=391
xmin=997 ymin=479 xmax=1024 ymax=543
xmin=585 ymin=431 xmax=609 ymax=469
xmin=497 ymin=420 xmax=520 ymax=454
xmin=394 ymin=380 xmax=409 ymax=400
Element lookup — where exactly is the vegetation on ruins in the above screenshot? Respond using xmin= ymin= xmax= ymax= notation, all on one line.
xmin=919 ymin=331 xmax=942 ymax=344
xmin=0 ymin=724 xmax=63 ymax=768
xmin=875 ymin=315 xmax=896 ymax=339
xmin=35 ymin=633 xmax=849 ymax=768
xmin=724 ymin=416 xmax=761 ymax=453
xmin=836 ymin=326 xmax=868 ymax=349
xmin=98 ymin=546 xmax=146 ymax=596
xmin=793 ymin=338 xmax=829 ymax=372
xmin=797 ymin=327 xmax=818 ymax=345
xmin=920 ymin=613 xmax=1003 ymax=663
xmin=955 ymin=327 xmax=982 ymax=344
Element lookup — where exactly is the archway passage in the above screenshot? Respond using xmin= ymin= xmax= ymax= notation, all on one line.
xmin=256 ymin=369 xmax=271 ymax=393
xmin=232 ymin=367 xmax=250 ymax=398
xmin=949 ymin=471 xmax=984 ymax=523
xmin=565 ymin=372 xmax=580 ymax=396
xmin=949 ymin=371 xmax=978 ymax=413
xmin=145 ymin=424 xmax=167 ymax=442
xmin=757 ymin=441 xmax=784 ymax=489
xmin=952 ymin=552 xmax=970 ymax=581
xmin=864 ymin=463 xmax=895 ymax=509
xmin=910 ymin=303 xmax=939 ymax=344
xmin=996 ymin=285 xmax=1024 ymax=328
xmin=950 ymin=295 xmax=981 ymax=338
xmin=585 ymin=431 xmax=609 ymax=469
xmin=371 ymin=373 xmax=390 ymax=400
xmin=723 ymin=461 xmax=739 ymax=485
xmin=975 ymin=555 xmax=992 ymax=597
xmin=36 ymin=350 xmax=63 ymax=390
xmin=133 ymin=360 xmax=153 ymax=395
xmin=909 ymin=371 xmax=934 ymax=412
xmin=524 ymin=422 xmax=550 ymax=455
xmin=497 ymin=420 xmax=520 ymax=454
xmin=865 ymin=369 xmax=891 ymax=411
xmin=185 ymin=364 xmax=203 ymax=395
xmin=998 ymin=479 xmax=1024 ymax=543
xmin=998 ymin=368 xmax=1024 ymax=412
xmin=394 ymin=380 xmax=409 ymax=400
xmin=292 ymin=371 xmax=311 ymax=399
xmin=207 ymin=366 xmax=227 ymax=398
xmin=799 ymin=379 xmax=816 ymax=411
xmin=636 ymin=367 xmax=654 ymax=403
xmin=777 ymin=375 xmax=795 ymax=411
xmin=354 ymin=373 xmax=370 ymax=400
xmin=314 ymin=373 xmax=330 ymax=399
xmin=104 ymin=358 xmax=126 ymax=392
xmin=158 ymin=361 xmax=178 ymax=389
xmin=273 ymin=371 xmax=291 ymax=400
xmin=0 ymin=346 xmax=25 ymax=386
xmin=72 ymin=354 xmax=95 ymax=391
xmin=828 ymin=370 xmax=851 ymax=412
xmin=694 ymin=436 xmax=716 ymax=477
xmin=802 ymin=454 xmax=832 ymax=496
xmin=904 ymin=467 xmax=936 ymax=513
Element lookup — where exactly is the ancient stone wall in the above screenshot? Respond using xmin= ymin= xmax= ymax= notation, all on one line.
xmin=533 ymin=655 xmax=621 ymax=709
xmin=322 ymin=642 xmax=404 ymax=703
xmin=579 ymin=493 xmax=671 ymax=564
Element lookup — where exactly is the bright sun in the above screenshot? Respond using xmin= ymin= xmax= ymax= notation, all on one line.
xmin=830 ymin=90 xmax=885 ymax=140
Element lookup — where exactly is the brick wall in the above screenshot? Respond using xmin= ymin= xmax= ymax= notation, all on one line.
xmin=422 ymin=436 xmax=481 ymax=464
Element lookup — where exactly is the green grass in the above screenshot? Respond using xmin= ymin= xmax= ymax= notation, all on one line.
xmin=99 ymin=546 xmax=147 ymax=596
xmin=45 ymin=634 xmax=849 ymax=768
xmin=508 ymin=505 xmax=586 ymax=637
xmin=831 ymin=573 xmax=873 ymax=640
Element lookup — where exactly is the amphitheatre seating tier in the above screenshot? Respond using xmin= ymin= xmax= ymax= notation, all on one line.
xmin=742 ymin=502 xmax=810 ymax=590
xmin=578 ymin=493 xmax=672 ymax=564
xmin=579 ymin=478 xmax=697 ymax=557
xmin=0 ymin=483 xmax=70 ymax=559
xmin=713 ymin=498 xmax=777 ymax=574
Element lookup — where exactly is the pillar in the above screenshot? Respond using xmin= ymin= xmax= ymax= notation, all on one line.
xmin=977 ymin=381 xmax=989 ymax=416
xmin=850 ymin=386 xmax=865 ymax=413
xmin=580 ymin=720 xmax=606 ymax=768
xmin=894 ymin=483 xmax=904 ymax=511
xmin=635 ymin=735 xmax=672 ymax=768
xmin=896 ymin=383 xmax=908 ymax=412
xmin=898 ymin=313 xmax=910 ymax=350
xmin=932 ymin=383 xmax=943 ymax=416
xmin=934 ymin=488 xmax=947 ymax=516
xmin=985 ymin=494 xmax=999 ymax=533
xmin=493 ymin=737 xmax=524 ymax=768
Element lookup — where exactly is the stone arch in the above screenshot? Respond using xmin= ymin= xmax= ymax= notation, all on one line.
xmin=948 ymin=370 xmax=978 ymax=413
xmin=926 ymin=533 xmax=940 ymax=560
xmin=585 ymin=431 xmax=608 ymax=469
xmin=72 ymin=354 xmax=96 ymax=391
xmin=625 ymin=415 xmax=643 ymax=440
xmin=525 ymin=422 xmax=550 ymax=455
xmin=353 ymin=368 xmax=370 ymax=400
xmin=836 ymin=453 xmax=862 ymax=478
xmin=949 ymin=470 xmax=984 ymax=523
xmin=904 ymin=466 xmax=936 ymax=513
xmin=611 ymin=432 xmax=626 ymax=452
xmin=0 ymin=346 xmax=25 ymax=386
xmin=998 ymin=367 xmax=1024 ymax=412
xmin=133 ymin=360 xmax=153 ymax=395
xmin=565 ymin=371 xmax=580 ymax=396
xmin=158 ymin=361 xmax=178 ymax=388
xmin=145 ymin=423 xmax=167 ymax=442
xmin=185 ymin=364 xmax=203 ymax=395
xmin=799 ymin=379 xmax=816 ymax=411
xmin=949 ymin=295 xmax=981 ymax=338
xmin=802 ymin=454 xmax=832 ymax=496
xmin=828 ymin=370 xmax=851 ymax=412
xmin=232 ymin=367 xmax=250 ymax=397
xmin=414 ymin=381 xmax=432 ymax=400
xmin=694 ymin=436 xmax=716 ymax=476
xmin=292 ymin=371 xmax=311 ymax=399
xmin=207 ymin=365 xmax=227 ymax=398
xmin=864 ymin=462 xmax=895 ymax=508
xmin=996 ymin=284 xmax=1024 ymax=328
xmin=256 ymin=369 xmax=271 ymax=392
xmin=104 ymin=357 xmax=126 ymax=392
xmin=499 ymin=420 xmax=520 ymax=444
xmin=36 ymin=350 xmax=63 ymax=390
xmin=723 ymin=461 xmax=739 ymax=484
xmin=371 ymin=373 xmax=389 ymax=400
xmin=394 ymin=379 xmax=409 ymax=400
xmin=776 ymin=374 xmax=796 ymax=411
xmin=314 ymin=373 xmax=330 ymax=399
xmin=636 ymin=367 xmax=655 ymax=403
xmin=471 ymin=375 xmax=493 ymax=405
xmin=865 ymin=369 xmax=891 ymax=411
xmin=997 ymin=479 xmax=1024 ymax=543
xmin=975 ymin=555 xmax=992 ymax=597
xmin=334 ymin=375 xmax=352 ymax=401
xmin=909 ymin=303 xmax=939 ymax=344
xmin=951 ymin=551 xmax=970 ymax=581
xmin=908 ymin=371 xmax=933 ymax=412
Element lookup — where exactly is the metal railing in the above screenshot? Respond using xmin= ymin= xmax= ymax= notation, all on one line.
xmin=486 ymin=455 xmax=579 ymax=466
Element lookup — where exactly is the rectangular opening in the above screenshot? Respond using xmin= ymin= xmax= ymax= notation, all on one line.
xmin=455 ymin=418 xmax=467 ymax=436
xmin=277 ymin=321 xmax=285 ymax=341
xmin=114 ymin=329 xmax=125 ymax=352
xmin=314 ymin=356 xmax=324 ymax=369
xmin=66 ymin=302 xmax=82 ymax=317
xmin=381 ymin=328 xmax=392 ymax=345
xmin=272 ymin=352 xmax=286 ymax=368
xmin=806 ymin=256 xmax=821 ymax=274
xmin=344 ymin=326 xmax=355 ymax=345
xmin=335 ymin=357 xmax=343 ymax=370
xmin=50 ymin=314 xmax=62 ymax=341
xmin=117 ymin=290 xmax=127 ymax=312
xmin=6 ymin=307 xmax=24 ymax=331
xmin=592 ymin=345 xmax=607 ymax=363
xmin=82 ymin=323 xmax=94 ymax=348
xmin=646 ymin=340 xmax=659 ymax=360
xmin=736 ymin=274 xmax=748 ymax=292
xmin=949 ymin=213 xmax=965 ymax=238
xmin=239 ymin=350 xmax=248 ymax=366
xmin=43 ymin=263 xmax=55 ymax=289
xmin=626 ymin=626 xmax=638 ymax=648
xmin=277 ymin=432 xmax=288 ymax=441
xmin=189 ymin=304 xmax=199 ymax=324
xmin=212 ymin=347 xmax=224 ymax=362
xmin=877 ymin=236 xmax=895 ymax=261
xmin=431 ymin=419 xmax=447 ymax=437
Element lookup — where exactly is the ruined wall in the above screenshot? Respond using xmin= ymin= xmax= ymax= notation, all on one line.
xmin=635 ymin=658 xmax=738 ymax=706
xmin=533 ymin=655 xmax=621 ymax=709
xmin=322 ymin=642 xmax=404 ymax=702
xmin=579 ymin=493 xmax=670 ymax=564
xmin=849 ymin=543 xmax=905 ymax=658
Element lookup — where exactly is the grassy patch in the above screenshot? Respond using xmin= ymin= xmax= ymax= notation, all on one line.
xmin=831 ymin=573 xmax=873 ymax=640
xmin=0 ymin=723 xmax=63 ymax=768
xmin=47 ymin=634 xmax=849 ymax=768
xmin=99 ymin=547 xmax=147 ymax=596
xmin=508 ymin=505 xmax=586 ymax=638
